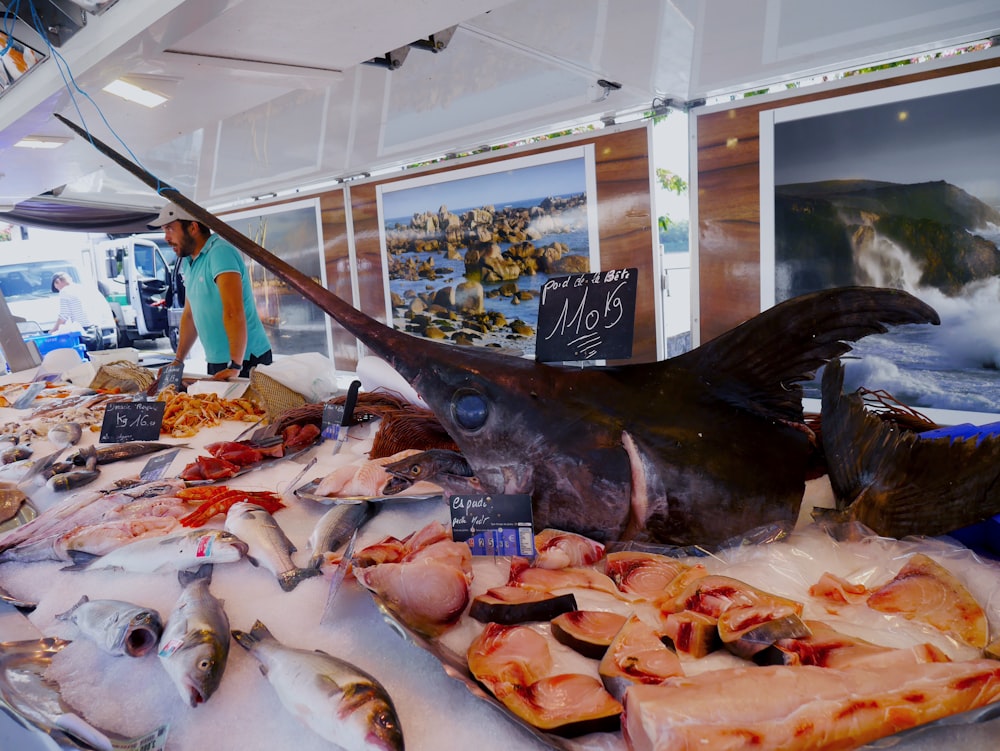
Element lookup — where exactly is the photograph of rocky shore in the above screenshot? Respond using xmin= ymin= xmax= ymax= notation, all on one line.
xmin=378 ymin=148 xmax=598 ymax=359
xmin=773 ymin=75 xmax=1000 ymax=416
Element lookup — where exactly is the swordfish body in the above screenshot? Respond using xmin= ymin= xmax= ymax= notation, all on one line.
xmin=56 ymin=116 xmax=940 ymax=548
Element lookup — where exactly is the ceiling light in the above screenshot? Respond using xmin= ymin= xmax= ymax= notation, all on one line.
xmin=102 ymin=78 xmax=169 ymax=108
xmin=14 ymin=136 xmax=70 ymax=149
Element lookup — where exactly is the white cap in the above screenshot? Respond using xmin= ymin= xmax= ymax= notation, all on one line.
xmin=148 ymin=202 xmax=198 ymax=228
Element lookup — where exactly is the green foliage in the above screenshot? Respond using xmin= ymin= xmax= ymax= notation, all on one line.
xmin=656 ymin=168 xmax=687 ymax=196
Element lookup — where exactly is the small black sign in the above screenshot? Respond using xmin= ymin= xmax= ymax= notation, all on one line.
xmin=449 ymin=494 xmax=535 ymax=557
xmin=535 ymin=268 xmax=638 ymax=362
xmin=321 ymin=403 xmax=346 ymax=441
xmin=99 ymin=400 xmax=166 ymax=443
xmin=321 ymin=380 xmax=361 ymax=441
xmin=155 ymin=363 xmax=184 ymax=395
xmin=139 ymin=448 xmax=180 ymax=481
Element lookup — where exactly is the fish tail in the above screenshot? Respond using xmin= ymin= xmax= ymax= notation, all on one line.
xmin=232 ymin=619 xmax=271 ymax=651
xmin=278 ymin=566 xmax=323 ymax=592
xmin=54 ymin=594 xmax=89 ymax=621
xmin=178 ymin=563 xmax=214 ymax=588
xmin=62 ymin=550 xmax=98 ymax=571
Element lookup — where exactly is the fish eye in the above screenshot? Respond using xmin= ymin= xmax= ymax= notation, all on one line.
xmin=452 ymin=390 xmax=488 ymax=431
xmin=409 ymin=466 xmax=422 ymax=477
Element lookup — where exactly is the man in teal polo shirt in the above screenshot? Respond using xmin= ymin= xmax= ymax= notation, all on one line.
xmin=150 ymin=203 xmax=272 ymax=379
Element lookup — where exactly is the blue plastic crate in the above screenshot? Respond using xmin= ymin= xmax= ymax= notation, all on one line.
xmin=24 ymin=331 xmax=83 ymax=358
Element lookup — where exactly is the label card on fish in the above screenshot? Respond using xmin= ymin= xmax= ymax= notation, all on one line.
xmin=450 ymin=494 xmax=536 ymax=557
xmin=139 ymin=448 xmax=180 ymax=482
xmin=154 ymin=363 xmax=184 ymax=395
xmin=99 ymin=401 xmax=166 ymax=443
xmin=113 ymin=723 xmax=169 ymax=751
xmin=536 ymin=267 xmax=638 ymax=363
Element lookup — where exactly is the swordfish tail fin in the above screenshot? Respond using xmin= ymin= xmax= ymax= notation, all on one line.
xmin=674 ymin=287 xmax=940 ymax=424
xmin=821 ymin=358 xmax=1000 ymax=538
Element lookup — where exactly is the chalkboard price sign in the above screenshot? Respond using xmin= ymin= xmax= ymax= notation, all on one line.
xmin=99 ymin=400 xmax=167 ymax=443
xmin=535 ymin=268 xmax=638 ymax=362
xmin=155 ymin=364 xmax=184 ymax=395
xmin=449 ymin=494 xmax=535 ymax=557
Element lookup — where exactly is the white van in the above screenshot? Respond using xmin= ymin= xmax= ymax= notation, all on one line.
xmin=92 ymin=234 xmax=184 ymax=349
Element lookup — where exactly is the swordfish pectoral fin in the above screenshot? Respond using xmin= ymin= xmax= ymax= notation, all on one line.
xmin=621 ymin=431 xmax=664 ymax=541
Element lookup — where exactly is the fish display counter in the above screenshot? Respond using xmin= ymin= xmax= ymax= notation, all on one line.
xmin=0 ymin=368 xmax=998 ymax=751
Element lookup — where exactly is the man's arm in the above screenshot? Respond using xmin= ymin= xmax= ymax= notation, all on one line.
xmin=171 ymin=301 xmax=198 ymax=365
xmin=214 ymin=270 xmax=248 ymax=378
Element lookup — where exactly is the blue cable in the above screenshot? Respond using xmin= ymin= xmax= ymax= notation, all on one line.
xmin=12 ymin=0 xmax=171 ymax=195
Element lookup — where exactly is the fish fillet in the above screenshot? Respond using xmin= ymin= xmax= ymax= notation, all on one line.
xmin=622 ymin=660 xmax=1000 ymax=751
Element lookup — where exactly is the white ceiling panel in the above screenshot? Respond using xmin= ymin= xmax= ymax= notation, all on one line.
xmin=0 ymin=0 xmax=999 ymax=214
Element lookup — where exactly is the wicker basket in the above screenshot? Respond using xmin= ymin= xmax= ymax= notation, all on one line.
xmin=88 ymin=361 xmax=156 ymax=393
xmin=248 ymin=369 xmax=307 ymax=424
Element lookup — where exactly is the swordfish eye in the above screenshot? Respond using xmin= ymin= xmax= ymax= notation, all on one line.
xmin=452 ymin=389 xmax=488 ymax=431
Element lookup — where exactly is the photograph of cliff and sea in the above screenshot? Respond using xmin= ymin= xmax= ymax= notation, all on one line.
xmin=774 ymin=75 xmax=1000 ymax=417
xmin=377 ymin=147 xmax=598 ymax=360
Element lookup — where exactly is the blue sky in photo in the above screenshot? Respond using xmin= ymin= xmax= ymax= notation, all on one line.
xmin=382 ymin=157 xmax=586 ymax=219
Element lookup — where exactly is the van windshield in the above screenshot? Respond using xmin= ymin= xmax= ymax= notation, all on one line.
xmin=0 ymin=261 xmax=81 ymax=300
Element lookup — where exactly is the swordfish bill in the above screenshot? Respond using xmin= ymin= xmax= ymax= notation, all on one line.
xmin=57 ymin=114 xmax=941 ymax=548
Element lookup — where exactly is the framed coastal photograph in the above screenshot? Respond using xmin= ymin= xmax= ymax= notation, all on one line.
xmin=759 ymin=66 xmax=1000 ymax=420
xmin=222 ymin=198 xmax=332 ymax=361
xmin=376 ymin=145 xmax=600 ymax=359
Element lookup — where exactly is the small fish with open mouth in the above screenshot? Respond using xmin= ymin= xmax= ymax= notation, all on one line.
xmin=158 ymin=564 xmax=230 ymax=707
xmin=232 ymin=619 xmax=404 ymax=751
xmin=55 ymin=595 xmax=163 ymax=658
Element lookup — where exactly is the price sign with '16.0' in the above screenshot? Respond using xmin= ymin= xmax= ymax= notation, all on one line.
xmin=99 ymin=401 xmax=167 ymax=443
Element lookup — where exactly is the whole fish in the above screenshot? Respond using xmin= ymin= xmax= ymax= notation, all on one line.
xmin=68 ymin=442 xmax=182 ymax=467
xmin=0 ymin=478 xmax=186 ymax=555
xmin=306 ymin=501 xmax=379 ymax=569
xmin=48 ymin=469 xmax=101 ymax=492
xmin=55 ymin=595 xmax=163 ymax=657
xmin=57 ymin=122 xmax=945 ymax=547
xmin=224 ymin=502 xmax=320 ymax=591
xmin=0 ymin=516 xmax=181 ymax=564
xmin=381 ymin=449 xmax=485 ymax=496
xmin=63 ymin=528 xmax=248 ymax=573
xmin=158 ymin=565 xmax=230 ymax=707
xmin=232 ymin=620 xmax=404 ymax=751
xmin=1 ymin=444 xmax=32 ymax=464
xmin=47 ymin=423 xmax=83 ymax=449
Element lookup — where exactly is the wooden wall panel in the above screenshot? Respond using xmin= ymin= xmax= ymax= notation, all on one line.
xmin=696 ymin=56 xmax=1000 ymax=343
xmin=346 ymin=125 xmax=660 ymax=364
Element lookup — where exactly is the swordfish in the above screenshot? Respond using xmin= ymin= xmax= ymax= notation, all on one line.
xmin=56 ymin=115 xmax=940 ymax=548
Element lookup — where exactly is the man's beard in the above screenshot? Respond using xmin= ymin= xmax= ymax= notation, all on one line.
xmin=175 ymin=226 xmax=197 ymax=258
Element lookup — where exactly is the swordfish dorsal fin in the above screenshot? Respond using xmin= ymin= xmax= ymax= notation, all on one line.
xmin=668 ymin=287 xmax=940 ymax=424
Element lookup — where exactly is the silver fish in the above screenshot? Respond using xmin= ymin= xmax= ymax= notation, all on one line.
xmin=1 ymin=445 xmax=32 ymax=464
xmin=55 ymin=595 xmax=163 ymax=657
xmin=306 ymin=501 xmax=378 ymax=569
xmin=158 ymin=565 xmax=230 ymax=707
xmin=64 ymin=528 xmax=248 ymax=573
xmin=224 ymin=502 xmax=321 ymax=592
xmin=68 ymin=442 xmax=182 ymax=467
xmin=47 ymin=423 xmax=83 ymax=449
xmin=232 ymin=620 xmax=404 ymax=751
xmin=48 ymin=469 xmax=101 ymax=493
